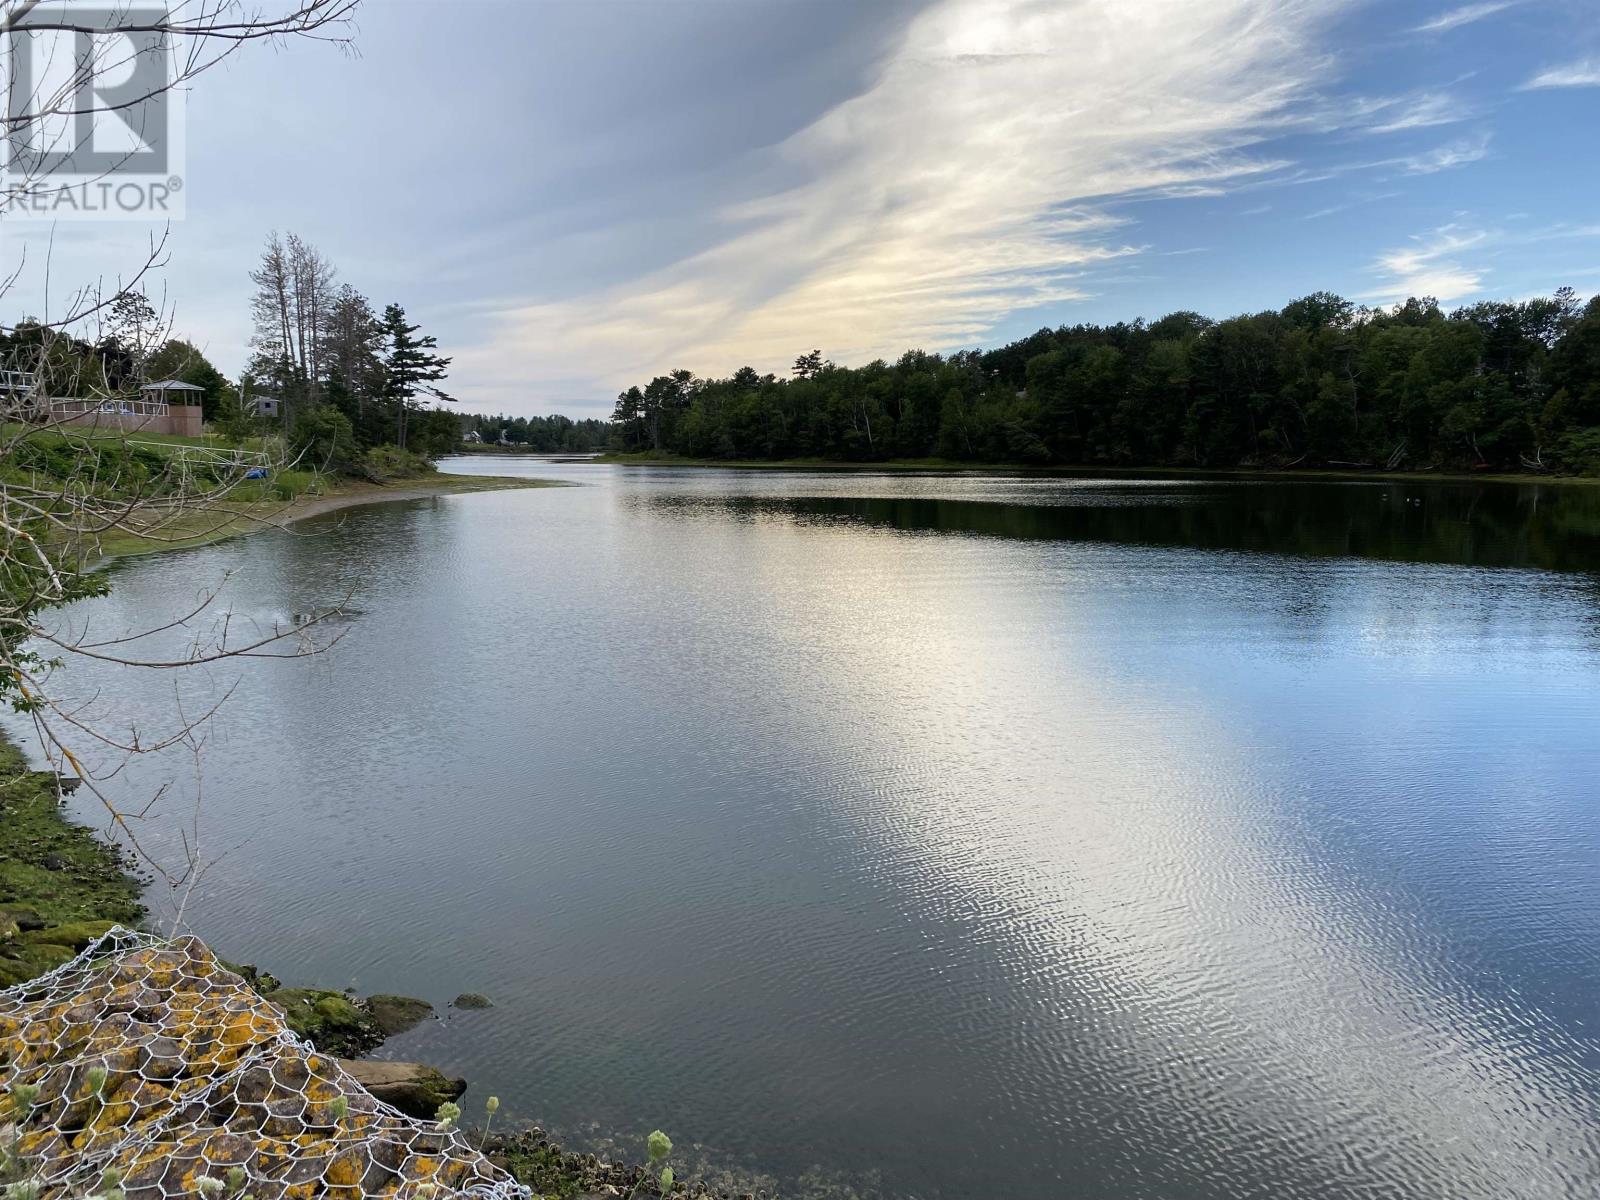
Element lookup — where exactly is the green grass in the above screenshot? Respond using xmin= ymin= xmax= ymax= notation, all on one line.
xmin=2 ymin=422 xmax=276 ymax=453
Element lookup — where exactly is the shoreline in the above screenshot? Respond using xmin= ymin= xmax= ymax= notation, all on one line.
xmin=1 ymin=466 xmax=731 ymax=1198
xmin=0 ymin=742 xmax=766 ymax=1196
xmin=591 ymin=453 xmax=1600 ymax=487
xmin=282 ymin=476 xmax=559 ymax=527
xmin=90 ymin=472 xmax=563 ymax=562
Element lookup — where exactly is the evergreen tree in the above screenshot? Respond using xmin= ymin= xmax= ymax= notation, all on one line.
xmin=380 ymin=303 xmax=453 ymax=449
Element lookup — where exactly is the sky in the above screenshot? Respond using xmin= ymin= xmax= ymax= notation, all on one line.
xmin=4 ymin=0 xmax=1600 ymax=419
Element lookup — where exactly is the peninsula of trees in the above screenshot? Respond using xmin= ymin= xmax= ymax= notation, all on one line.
xmin=609 ymin=290 xmax=1600 ymax=475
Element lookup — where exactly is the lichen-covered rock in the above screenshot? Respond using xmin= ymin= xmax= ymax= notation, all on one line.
xmin=0 ymin=930 xmax=525 ymax=1200
xmin=335 ymin=1059 xmax=466 ymax=1120
xmin=451 ymin=992 xmax=494 ymax=1010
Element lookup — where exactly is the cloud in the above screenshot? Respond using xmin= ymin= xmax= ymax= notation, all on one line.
xmin=1291 ymin=84 xmax=1477 ymax=139
xmin=1301 ymin=189 xmax=1402 ymax=220
xmin=1520 ymin=58 xmax=1600 ymax=89
xmin=1368 ymin=225 xmax=1489 ymax=301
xmin=1411 ymin=2 xmax=1518 ymax=34
xmin=459 ymin=0 xmax=1353 ymax=403
xmin=1398 ymin=133 xmax=1491 ymax=173
xmin=1360 ymin=90 xmax=1471 ymax=133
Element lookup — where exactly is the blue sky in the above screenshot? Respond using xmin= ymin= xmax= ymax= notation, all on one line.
xmin=6 ymin=0 xmax=1600 ymax=418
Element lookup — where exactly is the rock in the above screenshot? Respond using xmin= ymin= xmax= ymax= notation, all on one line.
xmin=366 ymin=994 xmax=433 ymax=1037
xmin=335 ymin=1059 xmax=465 ymax=1120
xmin=2 ymin=907 xmax=47 ymax=932
xmin=139 ymin=1036 xmax=185 ymax=1081
xmin=266 ymin=988 xmax=383 ymax=1057
xmin=220 ymin=959 xmax=282 ymax=994
xmin=451 ymin=992 xmax=494 ymax=1009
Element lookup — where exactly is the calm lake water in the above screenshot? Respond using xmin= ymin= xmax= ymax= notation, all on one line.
xmin=23 ymin=461 xmax=1600 ymax=1199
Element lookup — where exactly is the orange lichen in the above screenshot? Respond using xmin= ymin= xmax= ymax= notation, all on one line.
xmin=1 ymin=930 xmax=522 ymax=1200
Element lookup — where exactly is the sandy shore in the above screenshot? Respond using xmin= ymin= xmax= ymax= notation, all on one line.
xmin=276 ymin=474 xmax=560 ymax=528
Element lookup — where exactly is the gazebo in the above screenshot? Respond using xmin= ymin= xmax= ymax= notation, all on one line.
xmin=139 ymin=379 xmax=206 ymax=436
xmin=140 ymin=379 xmax=206 ymax=403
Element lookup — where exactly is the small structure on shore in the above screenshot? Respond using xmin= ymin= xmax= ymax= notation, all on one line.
xmin=42 ymin=380 xmax=205 ymax=438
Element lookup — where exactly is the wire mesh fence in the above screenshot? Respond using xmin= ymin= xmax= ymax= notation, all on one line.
xmin=0 ymin=928 xmax=530 ymax=1200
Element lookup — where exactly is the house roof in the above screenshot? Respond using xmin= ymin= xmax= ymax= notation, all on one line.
xmin=140 ymin=379 xmax=206 ymax=392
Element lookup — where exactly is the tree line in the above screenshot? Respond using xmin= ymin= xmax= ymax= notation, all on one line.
xmin=461 ymin=412 xmax=609 ymax=452
xmin=3 ymin=231 xmax=606 ymax=480
xmin=609 ymin=290 xmax=1600 ymax=475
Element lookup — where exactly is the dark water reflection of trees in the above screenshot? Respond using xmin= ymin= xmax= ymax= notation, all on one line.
xmin=652 ymin=482 xmax=1600 ymax=574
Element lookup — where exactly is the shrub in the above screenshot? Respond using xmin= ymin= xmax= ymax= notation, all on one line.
xmin=291 ymin=405 xmax=356 ymax=472
xmin=356 ymin=445 xmax=437 ymax=483
xmin=1553 ymin=428 xmax=1600 ymax=476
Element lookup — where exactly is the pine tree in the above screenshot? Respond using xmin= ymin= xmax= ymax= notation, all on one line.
xmin=380 ymin=303 xmax=453 ymax=449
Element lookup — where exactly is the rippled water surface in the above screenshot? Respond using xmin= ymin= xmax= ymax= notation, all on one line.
xmin=26 ymin=462 xmax=1600 ymax=1199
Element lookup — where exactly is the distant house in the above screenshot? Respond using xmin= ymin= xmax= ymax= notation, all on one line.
xmin=463 ymin=429 xmax=483 ymax=444
xmin=252 ymin=393 xmax=280 ymax=420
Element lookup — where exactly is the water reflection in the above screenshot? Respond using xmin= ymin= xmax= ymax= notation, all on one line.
xmin=11 ymin=462 xmax=1600 ymax=1200
xmin=639 ymin=479 xmax=1600 ymax=572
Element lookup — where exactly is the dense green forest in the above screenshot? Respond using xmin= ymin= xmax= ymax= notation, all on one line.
xmin=609 ymin=290 xmax=1600 ymax=475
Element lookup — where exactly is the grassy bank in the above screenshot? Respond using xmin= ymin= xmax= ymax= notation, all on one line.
xmin=4 ymin=424 xmax=563 ymax=562
xmin=90 ymin=473 xmax=561 ymax=560
xmin=593 ymin=451 xmax=1600 ymax=487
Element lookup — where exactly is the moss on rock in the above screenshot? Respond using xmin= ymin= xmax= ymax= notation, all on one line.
xmin=368 ymin=993 xmax=434 ymax=1037
xmin=265 ymin=988 xmax=435 ymax=1055
xmin=0 ymin=741 xmax=144 ymax=988
xmin=267 ymin=988 xmax=385 ymax=1056
xmin=21 ymin=918 xmax=120 ymax=949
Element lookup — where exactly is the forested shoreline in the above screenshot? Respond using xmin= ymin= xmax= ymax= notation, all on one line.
xmin=608 ymin=290 xmax=1600 ymax=475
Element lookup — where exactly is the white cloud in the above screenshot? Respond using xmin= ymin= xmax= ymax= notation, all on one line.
xmin=1411 ymin=1 xmax=1519 ymax=34
xmin=459 ymin=0 xmax=1353 ymax=403
xmin=1369 ymin=225 xmax=1489 ymax=301
xmin=1520 ymin=58 xmax=1600 ymax=89
xmin=1398 ymin=133 xmax=1491 ymax=173
xmin=1361 ymin=90 xmax=1470 ymax=133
